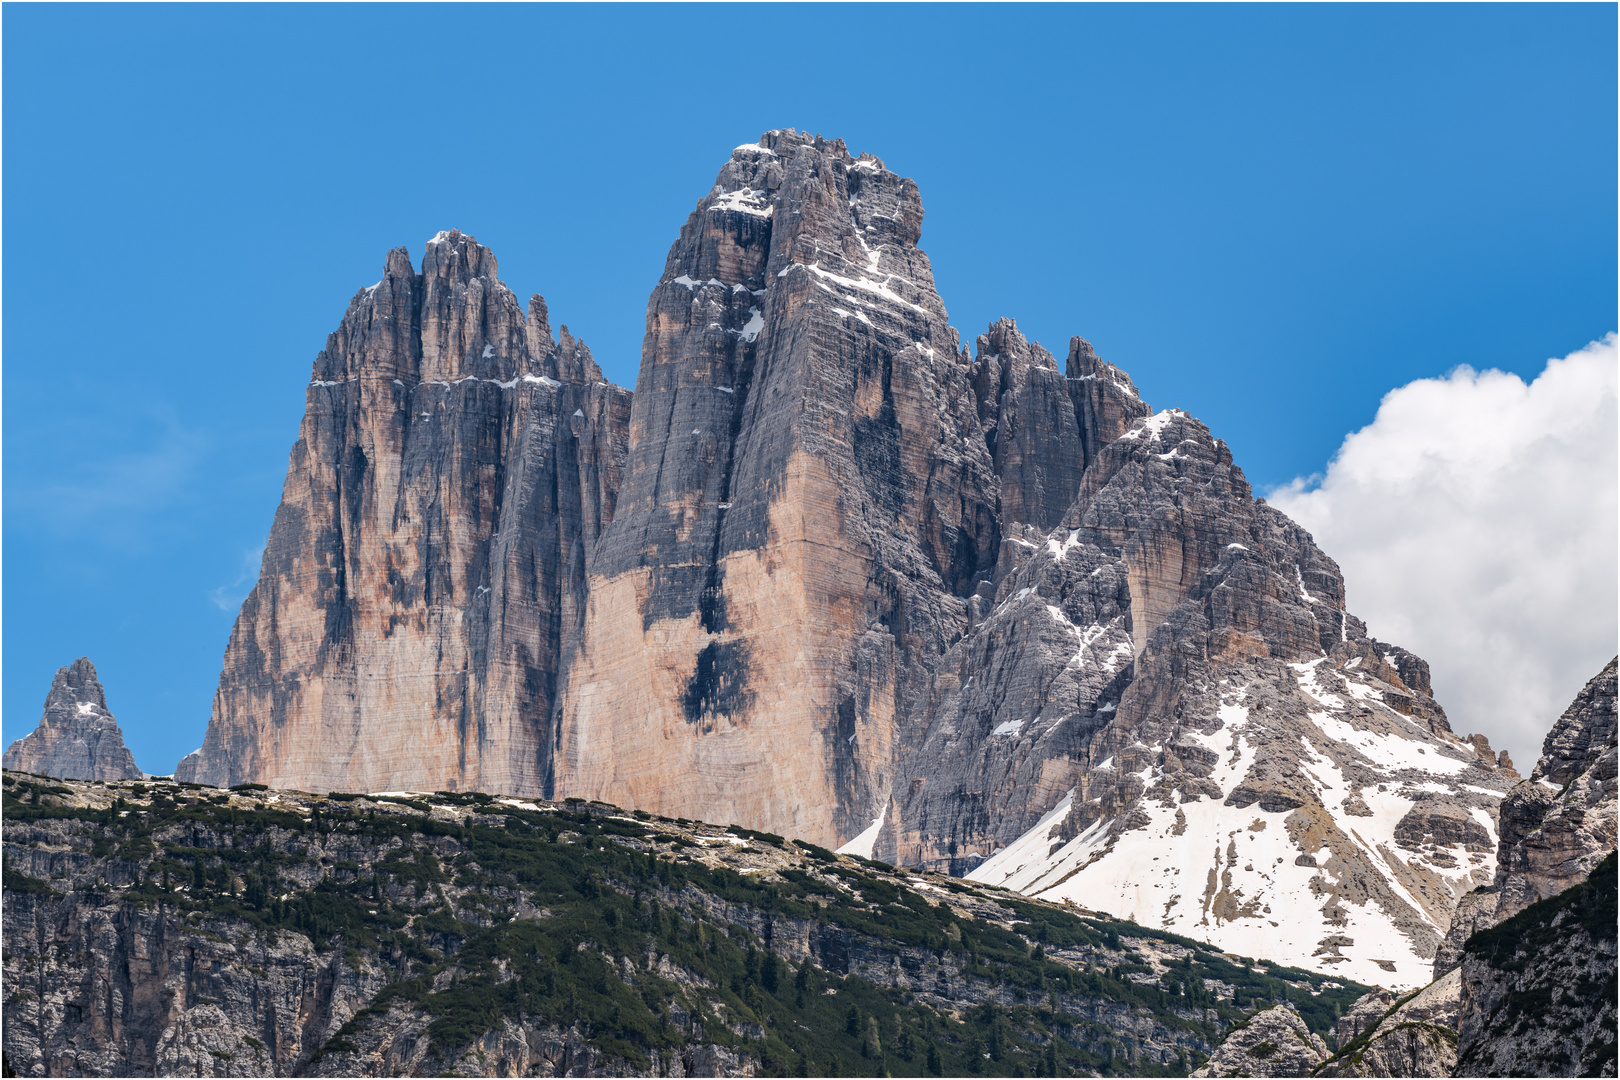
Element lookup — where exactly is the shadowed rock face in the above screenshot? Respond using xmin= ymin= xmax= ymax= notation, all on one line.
xmin=1455 ymin=852 xmax=1617 ymax=1078
xmin=176 ymin=232 xmax=631 ymax=795
xmin=3 ymin=658 xmax=141 ymax=781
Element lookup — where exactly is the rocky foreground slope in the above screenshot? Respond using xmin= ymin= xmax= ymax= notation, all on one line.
xmin=172 ymin=129 xmax=1517 ymax=985
xmin=1 ymin=772 xmax=1367 ymax=1077
xmin=3 ymin=658 xmax=142 ymax=782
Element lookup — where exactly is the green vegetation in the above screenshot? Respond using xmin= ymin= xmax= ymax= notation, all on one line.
xmin=1460 ymin=851 xmax=1617 ymax=1077
xmin=1464 ymin=851 xmax=1616 ymax=971
xmin=1 ymin=775 xmax=1369 ymax=1076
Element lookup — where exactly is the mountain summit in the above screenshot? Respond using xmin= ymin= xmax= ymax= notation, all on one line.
xmin=175 ymin=131 xmax=1516 ymax=985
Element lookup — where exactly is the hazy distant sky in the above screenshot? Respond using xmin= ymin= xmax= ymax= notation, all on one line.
xmin=4 ymin=4 xmax=1614 ymax=772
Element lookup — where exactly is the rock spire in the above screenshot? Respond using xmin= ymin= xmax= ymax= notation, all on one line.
xmin=3 ymin=658 xmax=141 ymax=781
xmin=176 ymin=230 xmax=632 ymax=794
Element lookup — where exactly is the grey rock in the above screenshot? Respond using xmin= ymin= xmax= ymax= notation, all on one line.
xmin=1454 ymin=852 xmax=1617 ymax=1077
xmin=2 ymin=658 xmax=141 ymax=781
xmin=943 ymin=408 xmax=1512 ymax=987
xmin=1191 ymin=1003 xmax=1329 ymax=1077
xmin=1315 ymin=968 xmax=1460 ymax=1076
xmin=553 ymin=131 xmax=1001 ymax=847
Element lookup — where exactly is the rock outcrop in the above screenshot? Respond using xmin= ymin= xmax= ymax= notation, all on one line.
xmin=2 ymin=658 xmax=141 ymax=781
xmin=176 ymin=231 xmax=631 ymax=795
xmin=174 ymin=131 xmax=1517 ymax=987
xmin=1190 ymin=1002 xmax=1329 ymax=1077
xmin=1454 ymin=851 xmax=1617 ymax=1077
xmin=1433 ymin=657 xmax=1618 ymax=977
xmin=1315 ymin=968 xmax=1460 ymax=1076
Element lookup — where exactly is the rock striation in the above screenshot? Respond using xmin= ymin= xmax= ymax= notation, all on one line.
xmin=175 ymin=131 xmax=1518 ymax=987
xmin=1433 ymin=656 xmax=1618 ymax=977
xmin=2 ymin=658 xmax=141 ymax=781
xmin=553 ymin=132 xmax=1004 ymax=847
xmin=176 ymin=231 xmax=631 ymax=796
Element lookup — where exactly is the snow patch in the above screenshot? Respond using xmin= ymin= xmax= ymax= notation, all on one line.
xmin=837 ymin=804 xmax=888 ymax=859
xmin=710 ymin=188 xmax=773 ymax=219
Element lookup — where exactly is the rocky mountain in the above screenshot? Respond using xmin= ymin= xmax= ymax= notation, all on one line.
xmin=1 ymin=772 xmax=1368 ymax=1077
xmin=957 ymin=474 xmax=1514 ymax=989
xmin=175 ymin=231 xmax=632 ymax=796
xmin=171 ymin=130 xmax=1517 ymax=988
xmin=2 ymin=658 xmax=141 ymax=782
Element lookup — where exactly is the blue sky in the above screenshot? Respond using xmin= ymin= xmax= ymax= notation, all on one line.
xmin=4 ymin=4 xmax=1615 ymax=772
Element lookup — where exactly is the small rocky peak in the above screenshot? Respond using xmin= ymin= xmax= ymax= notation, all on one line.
xmin=526 ymin=294 xmax=552 ymax=349
xmin=1532 ymin=656 xmax=1618 ymax=786
xmin=3 ymin=657 xmax=142 ymax=781
xmin=44 ymin=656 xmax=111 ymax=723
xmin=1065 ymin=335 xmax=1142 ymax=397
xmin=1064 ymin=336 xmax=1151 ymax=468
xmin=971 ymin=318 xmax=1061 ymax=429
xmin=1192 ymin=1002 xmax=1329 ymax=1077
xmin=384 ymin=245 xmax=415 ymax=283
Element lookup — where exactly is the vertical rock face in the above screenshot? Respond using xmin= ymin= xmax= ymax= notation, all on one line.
xmin=3 ymin=659 xmax=141 ymax=781
xmin=553 ymin=132 xmax=1002 ymax=845
xmin=1432 ymin=656 xmax=1618 ymax=976
xmin=176 ymin=232 xmax=631 ymax=795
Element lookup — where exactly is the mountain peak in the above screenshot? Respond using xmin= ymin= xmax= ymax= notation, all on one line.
xmin=3 ymin=658 xmax=141 ymax=781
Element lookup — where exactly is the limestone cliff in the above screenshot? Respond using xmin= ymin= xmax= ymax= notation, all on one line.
xmin=177 ymin=231 xmax=631 ymax=795
xmin=553 ymin=132 xmax=1004 ymax=846
xmin=1454 ymin=851 xmax=1617 ymax=1077
xmin=2 ymin=658 xmax=141 ymax=781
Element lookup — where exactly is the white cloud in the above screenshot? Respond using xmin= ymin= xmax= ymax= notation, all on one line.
xmin=1269 ymin=334 xmax=1617 ymax=766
